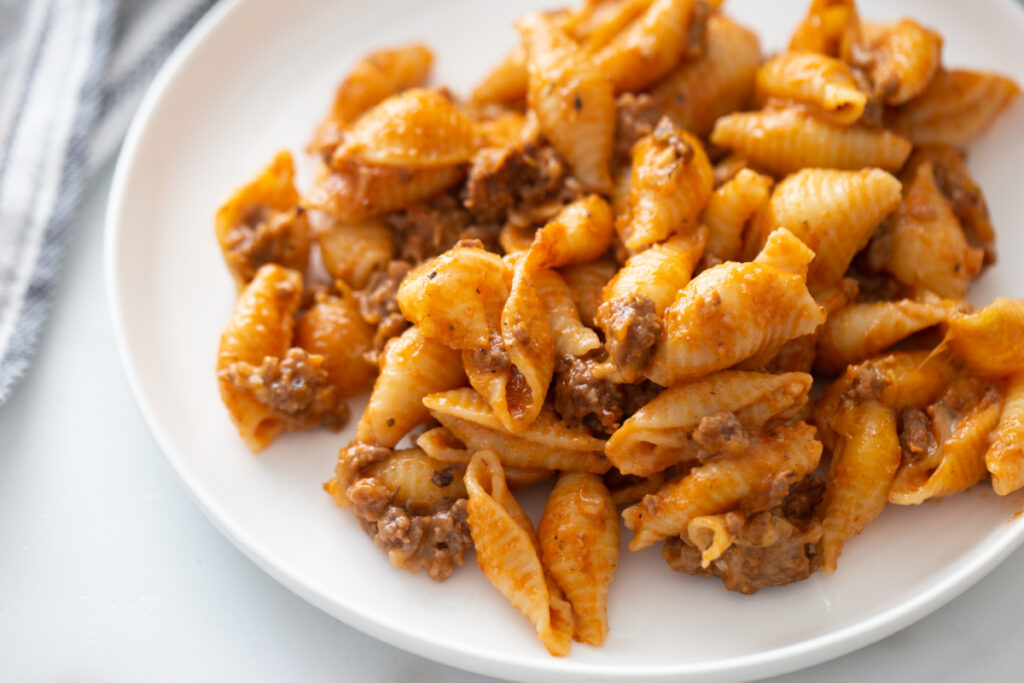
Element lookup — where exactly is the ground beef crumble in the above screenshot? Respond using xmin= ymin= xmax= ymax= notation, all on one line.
xmin=692 ymin=411 xmax=749 ymax=458
xmin=663 ymin=477 xmax=825 ymax=594
xmin=222 ymin=347 xmax=348 ymax=430
xmin=224 ymin=204 xmax=309 ymax=283
xmin=347 ymin=474 xmax=472 ymax=582
xmin=552 ymin=354 xmax=624 ymax=435
xmin=462 ymin=142 xmax=580 ymax=227
xmin=595 ymin=294 xmax=662 ymax=382
xmin=355 ymin=260 xmax=412 ymax=365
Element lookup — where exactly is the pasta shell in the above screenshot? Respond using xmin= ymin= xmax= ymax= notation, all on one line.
xmin=593 ymin=0 xmax=701 ymax=93
xmin=335 ymin=88 xmax=481 ymax=167
xmin=867 ymin=161 xmax=982 ymax=299
xmin=314 ymin=219 xmax=395 ymax=290
xmin=650 ymin=15 xmax=761 ymax=137
xmin=526 ymin=195 xmax=614 ymax=270
xmin=858 ymin=19 xmax=942 ymax=106
xmin=531 ymin=268 xmax=602 ymax=359
xmin=942 ymin=298 xmax=1024 ymax=377
xmin=366 ymin=448 xmax=467 ymax=513
xmin=538 ymin=473 xmax=619 ymax=646
xmin=294 ymin=286 xmax=377 ymax=397
xmin=701 ymin=168 xmax=772 ymax=264
xmin=711 ymin=107 xmax=912 ymax=176
xmin=424 ymin=388 xmax=609 ymax=473
xmin=986 ymin=373 xmax=1024 ymax=496
xmin=310 ymin=44 xmax=433 ymax=156
xmin=397 ymin=244 xmax=508 ymax=350
xmin=816 ymin=299 xmax=959 ymax=375
xmin=305 ymin=160 xmax=464 ymax=223
xmin=752 ymin=167 xmax=903 ymax=290
xmin=355 ymin=326 xmax=466 ymax=447
xmin=819 ymin=399 xmax=901 ymax=574
xmin=889 ymin=381 xmax=1003 ymax=505
xmin=647 ymin=261 xmax=825 ymax=386
xmin=623 ymin=423 xmax=822 ymax=550
xmin=217 ymin=264 xmax=303 ymax=452
xmin=888 ymin=69 xmax=1021 ymax=147
xmin=470 ymin=46 xmax=528 ymax=105
xmin=756 ymin=50 xmax=868 ymax=124
xmin=617 ymin=118 xmax=713 ymax=250
xmin=215 ymin=151 xmax=310 ymax=291
xmin=606 ymin=370 xmax=813 ymax=477
xmin=465 ymin=451 xmax=574 ymax=656
xmin=787 ymin=0 xmax=861 ymax=61
xmin=518 ymin=13 xmax=615 ymax=192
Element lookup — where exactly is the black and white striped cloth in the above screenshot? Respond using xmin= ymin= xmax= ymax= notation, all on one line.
xmin=0 ymin=0 xmax=216 ymax=404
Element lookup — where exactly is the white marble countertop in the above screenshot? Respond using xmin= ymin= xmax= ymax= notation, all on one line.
xmin=2 ymin=161 xmax=1022 ymax=682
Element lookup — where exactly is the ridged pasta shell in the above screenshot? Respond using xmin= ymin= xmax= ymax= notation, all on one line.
xmin=538 ymin=473 xmax=619 ymax=646
xmin=355 ymin=326 xmax=466 ymax=447
xmin=310 ymin=44 xmax=433 ymax=156
xmin=606 ymin=370 xmax=813 ymax=477
xmin=623 ymin=423 xmax=822 ymax=550
xmin=816 ymin=299 xmax=959 ymax=375
xmin=305 ymin=160 xmax=464 ymax=223
xmin=465 ymin=451 xmax=574 ymax=656
xmin=711 ymin=107 xmax=912 ymax=176
xmin=819 ymin=399 xmax=900 ymax=574
xmin=647 ymin=262 xmax=825 ymax=386
xmin=216 ymin=264 xmax=303 ymax=452
xmin=888 ymin=69 xmax=1021 ymax=147
xmin=618 ymin=118 xmax=713 ymax=250
xmin=335 ymin=88 xmax=482 ymax=167
xmin=986 ymin=373 xmax=1024 ymax=496
xmin=424 ymin=388 xmax=609 ymax=473
xmin=752 ymin=167 xmax=902 ymax=289
xmin=518 ymin=12 xmax=615 ymax=192
xmin=755 ymin=50 xmax=868 ymax=124
xmin=867 ymin=161 xmax=981 ymax=299
xmin=650 ymin=15 xmax=761 ymax=137
xmin=701 ymin=168 xmax=772 ymax=263
xmin=594 ymin=0 xmax=700 ymax=93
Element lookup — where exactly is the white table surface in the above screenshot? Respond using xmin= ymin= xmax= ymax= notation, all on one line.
xmin=2 ymin=159 xmax=1022 ymax=683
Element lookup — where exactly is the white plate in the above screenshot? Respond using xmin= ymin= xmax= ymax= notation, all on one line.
xmin=105 ymin=0 xmax=1024 ymax=680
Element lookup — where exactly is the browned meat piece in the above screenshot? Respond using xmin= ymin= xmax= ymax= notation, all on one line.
xmin=385 ymin=194 xmax=496 ymax=264
xmin=356 ymin=260 xmax=412 ymax=364
xmin=552 ymin=354 xmax=624 ymax=435
xmin=691 ymin=411 xmax=749 ymax=457
xmin=221 ymin=347 xmax=348 ymax=430
xmin=899 ymin=407 xmax=936 ymax=462
xmin=614 ymin=93 xmax=662 ymax=163
xmin=462 ymin=143 xmax=578 ymax=225
xmin=662 ymin=477 xmax=824 ymax=594
xmin=335 ymin=441 xmax=393 ymax=493
xmin=596 ymin=294 xmax=662 ymax=382
xmin=844 ymin=363 xmax=891 ymax=401
xmin=223 ymin=205 xmax=310 ymax=284
xmin=914 ymin=145 xmax=996 ymax=264
xmin=468 ymin=330 xmax=512 ymax=373
xmin=348 ymin=476 xmax=472 ymax=582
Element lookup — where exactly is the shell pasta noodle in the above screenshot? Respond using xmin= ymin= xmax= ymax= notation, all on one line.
xmin=210 ymin=0 xmax=1024 ymax=657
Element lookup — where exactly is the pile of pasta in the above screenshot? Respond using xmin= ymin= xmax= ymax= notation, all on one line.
xmin=213 ymin=0 xmax=1023 ymax=656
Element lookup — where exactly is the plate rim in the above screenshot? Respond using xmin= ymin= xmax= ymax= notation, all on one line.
xmin=103 ymin=0 xmax=1024 ymax=680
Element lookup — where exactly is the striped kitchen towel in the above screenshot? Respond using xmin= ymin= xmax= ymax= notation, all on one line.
xmin=0 ymin=0 xmax=216 ymax=405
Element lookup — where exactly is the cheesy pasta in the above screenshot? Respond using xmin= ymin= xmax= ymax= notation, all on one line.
xmin=212 ymin=0 xmax=1022 ymax=657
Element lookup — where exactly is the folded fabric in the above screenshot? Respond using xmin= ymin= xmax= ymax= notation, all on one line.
xmin=0 ymin=0 xmax=216 ymax=405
